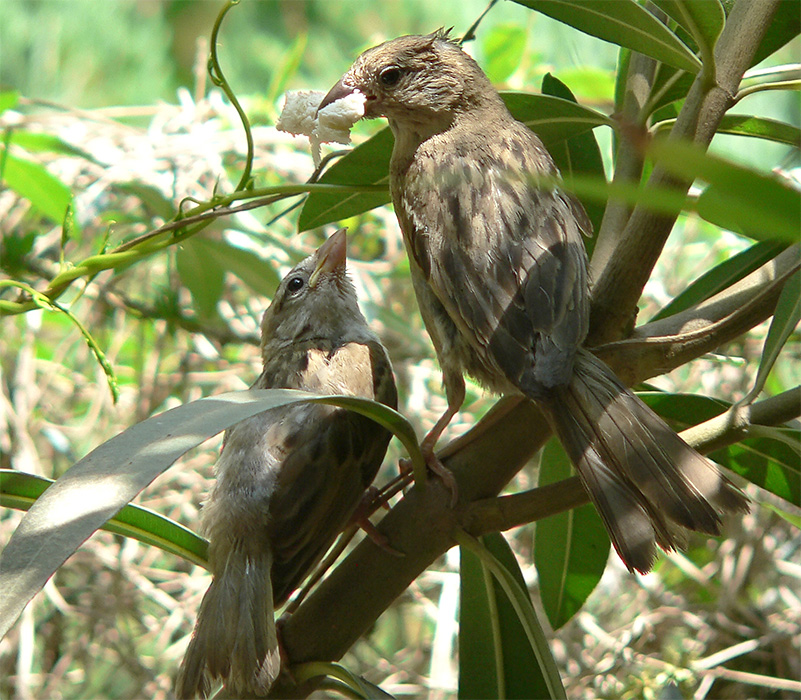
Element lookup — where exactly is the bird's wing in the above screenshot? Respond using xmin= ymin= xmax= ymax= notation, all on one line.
xmin=397 ymin=122 xmax=590 ymax=389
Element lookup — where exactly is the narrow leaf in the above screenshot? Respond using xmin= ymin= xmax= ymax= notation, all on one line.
xmin=535 ymin=439 xmax=609 ymax=629
xmin=0 ymin=389 xmax=422 ymax=640
xmin=654 ymin=114 xmax=801 ymax=146
xmin=0 ymin=470 xmax=209 ymax=568
xmin=651 ymin=239 xmax=788 ymax=321
xmin=651 ymin=0 xmax=725 ymax=62
xmin=10 ymin=130 xmax=97 ymax=162
xmin=649 ymin=138 xmax=801 ymax=242
xmin=1 ymin=151 xmax=72 ymax=223
xmin=176 ymin=237 xmax=225 ymax=320
xmin=752 ymin=0 xmax=801 ymax=67
xmin=740 ymin=269 xmax=801 ymax=405
xmin=515 ymin=0 xmax=701 ymax=73
xmin=456 ymin=531 xmax=566 ymax=699
xmin=460 ymin=533 xmax=551 ymax=699
xmin=298 ymin=128 xmax=393 ymax=231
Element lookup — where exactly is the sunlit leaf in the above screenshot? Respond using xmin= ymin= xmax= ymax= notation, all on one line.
xmin=0 ymin=151 xmax=72 ymax=223
xmin=0 ymin=90 xmax=20 ymax=114
xmin=0 ymin=389 xmax=422 ymax=640
xmin=298 ymin=128 xmax=392 ymax=231
xmin=9 ymin=130 xmax=97 ymax=162
xmin=515 ymin=0 xmax=701 ymax=73
xmin=652 ymin=0 xmax=725 ymax=64
xmin=483 ymin=23 xmax=528 ymax=83
xmin=648 ymin=138 xmax=801 ymax=242
xmin=0 ymin=470 xmax=209 ymax=568
xmin=654 ymin=114 xmax=801 ymax=146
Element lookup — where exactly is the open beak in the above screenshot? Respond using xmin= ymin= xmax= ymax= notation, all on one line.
xmin=317 ymin=77 xmax=356 ymax=115
xmin=309 ymin=228 xmax=347 ymax=286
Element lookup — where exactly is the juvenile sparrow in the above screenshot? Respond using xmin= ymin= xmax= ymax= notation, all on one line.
xmin=176 ymin=228 xmax=397 ymax=698
xmin=320 ymin=31 xmax=747 ymax=573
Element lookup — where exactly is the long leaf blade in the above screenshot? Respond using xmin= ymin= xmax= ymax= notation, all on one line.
xmin=515 ymin=0 xmax=702 ymax=73
xmin=0 ymin=389 xmax=421 ymax=640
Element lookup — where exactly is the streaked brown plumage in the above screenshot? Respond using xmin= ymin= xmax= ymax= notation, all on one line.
xmin=321 ymin=31 xmax=748 ymax=573
xmin=176 ymin=229 xmax=397 ymax=698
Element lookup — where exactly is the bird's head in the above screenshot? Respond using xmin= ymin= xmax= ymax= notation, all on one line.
xmin=319 ymin=29 xmax=498 ymax=138
xmin=261 ymin=228 xmax=368 ymax=348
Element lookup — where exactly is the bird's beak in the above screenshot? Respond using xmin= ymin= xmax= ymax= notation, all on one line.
xmin=317 ymin=77 xmax=356 ymax=115
xmin=309 ymin=228 xmax=347 ymax=287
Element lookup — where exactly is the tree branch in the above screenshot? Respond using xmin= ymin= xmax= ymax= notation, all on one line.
xmin=589 ymin=0 xmax=782 ymax=345
xmin=461 ymin=386 xmax=800 ymax=538
xmin=273 ymin=245 xmax=795 ymax=696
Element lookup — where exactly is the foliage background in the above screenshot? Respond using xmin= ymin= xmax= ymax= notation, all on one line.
xmin=0 ymin=1 xmax=799 ymax=699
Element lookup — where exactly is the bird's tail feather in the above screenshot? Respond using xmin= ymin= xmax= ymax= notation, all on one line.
xmin=176 ymin=546 xmax=279 ymax=699
xmin=544 ymin=349 xmax=748 ymax=573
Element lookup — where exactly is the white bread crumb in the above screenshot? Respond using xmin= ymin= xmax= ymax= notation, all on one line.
xmin=276 ymin=90 xmax=366 ymax=166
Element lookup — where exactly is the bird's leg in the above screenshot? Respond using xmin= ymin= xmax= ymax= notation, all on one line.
xmin=348 ymin=486 xmax=404 ymax=556
xmin=421 ymin=371 xmax=464 ymax=506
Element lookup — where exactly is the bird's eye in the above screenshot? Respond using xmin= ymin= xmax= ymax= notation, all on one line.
xmin=379 ymin=67 xmax=403 ymax=87
xmin=286 ymin=276 xmax=305 ymax=294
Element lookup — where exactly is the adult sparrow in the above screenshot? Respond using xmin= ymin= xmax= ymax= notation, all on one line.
xmin=176 ymin=228 xmax=397 ymax=698
xmin=320 ymin=31 xmax=747 ymax=573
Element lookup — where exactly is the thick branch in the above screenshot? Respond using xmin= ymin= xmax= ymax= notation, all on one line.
xmin=274 ymin=246 xmax=793 ymax=695
xmin=461 ymin=386 xmax=800 ymax=537
xmin=589 ymin=0 xmax=782 ymax=344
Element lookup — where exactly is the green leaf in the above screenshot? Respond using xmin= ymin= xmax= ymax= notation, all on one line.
xmin=460 ymin=533 xmax=551 ymax=699
xmin=540 ymin=74 xmax=607 ymax=244
xmin=9 ymin=130 xmax=97 ymax=162
xmin=293 ymin=661 xmax=395 ymax=698
xmin=483 ymin=23 xmax=528 ymax=83
xmin=515 ymin=0 xmax=702 ymax=73
xmin=654 ymin=114 xmax=801 ymax=146
xmin=176 ymin=237 xmax=226 ymax=320
xmin=648 ymin=138 xmax=801 ymax=242
xmin=0 ymin=90 xmax=20 ymax=114
xmin=0 ymin=469 xmax=209 ymax=568
xmin=298 ymin=95 xmax=611 ymax=231
xmin=298 ymin=128 xmax=393 ymax=231
xmin=740 ymin=269 xmax=801 ymax=405
xmin=0 ymin=151 xmax=72 ymax=223
xmin=0 ymin=388 xmax=423 ymax=640
xmin=535 ymin=439 xmax=609 ymax=629
xmin=651 ymin=239 xmax=788 ymax=321
xmin=651 ymin=0 xmax=725 ymax=64
xmin=501 ymin=92 xmax=612 ymax=146
xmin=191 ymin=236 xmax=282 ymax=298
xmin=456 ymin=531 xmax=566 ymax=699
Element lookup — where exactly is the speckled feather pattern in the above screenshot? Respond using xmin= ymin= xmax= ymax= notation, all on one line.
xmin=330 ymin=32 xmax=747 ymax=575
xmin=176 ymin=231 xmax=397 ymax=698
